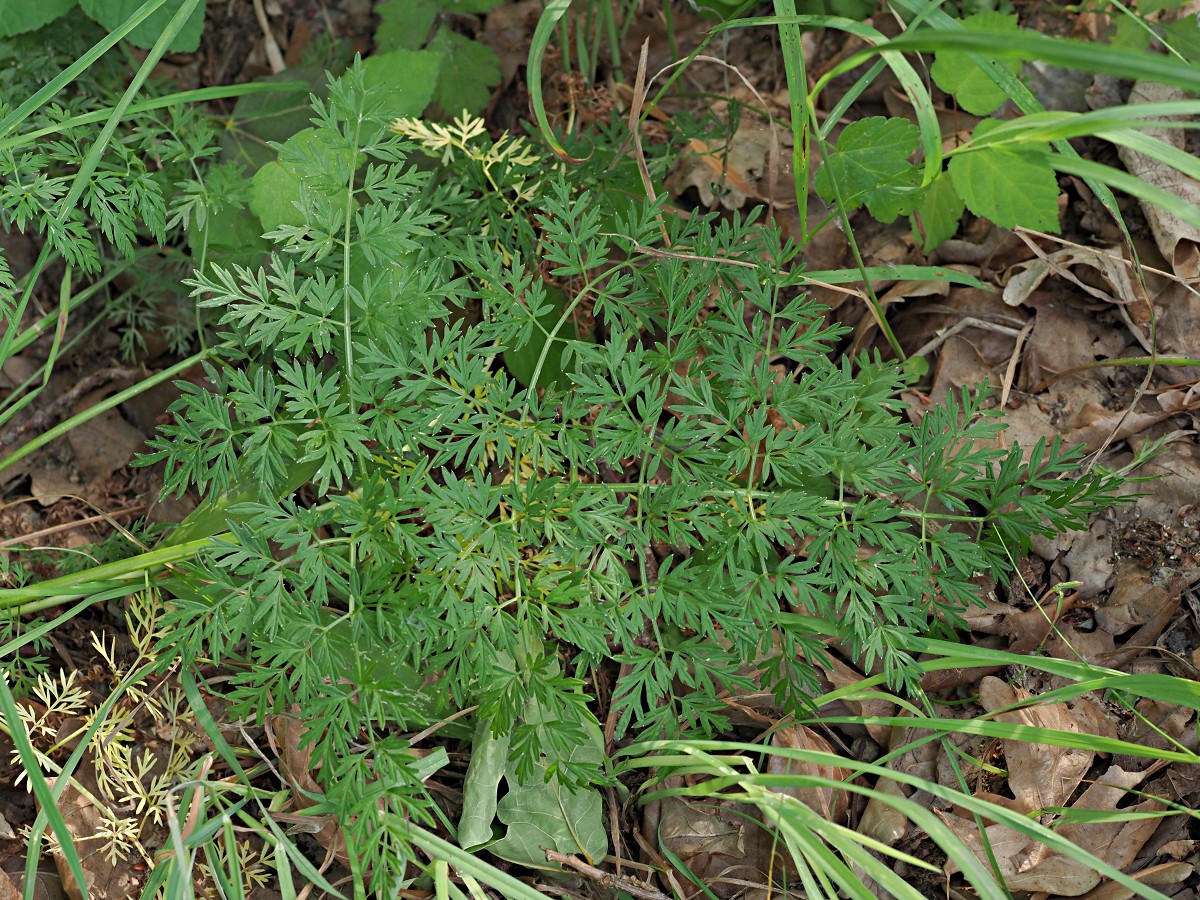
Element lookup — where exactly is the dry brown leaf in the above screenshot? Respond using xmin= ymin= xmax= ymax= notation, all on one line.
xmin=1057 ymin=766 xmax=1157 ymax=866
xmin=857 ymin=775 xmax=909 ymax=845
xmin=814 ymin=653 xmax=895 ymax=744
xmin=1004 ymin=852 xmax=1101 ymax=895
xmin=978 ymin=677 xmax=1095 ymax=811
xmin=650 ymin=783 xmax=766 ymax=900
xmin=45 ymin=769 xmax=141 ymax=900
xmin=766 ymin=725 xmax=854 ymax=822
xmin=266 ymin=712 xmax=349 ymax=866
xmin=1078 ymin=861 xmax=1195 ymax=900
xmin=1095 ymin=566 xmax=1168 ymax=637
xmin=939 ymin=812 xmax=1102 ymax=896
xmin=1116 ymin=82 xmax=1200 ymax=281
xmin=1002 ymin=245 xmax=1139 ymax=309
xmin=666 ymin=123 xmax=788 ymax=210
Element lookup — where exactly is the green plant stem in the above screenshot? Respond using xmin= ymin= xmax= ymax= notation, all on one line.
xmin=1035 ymin=355 xmax=1200 ymax=391
xmin=772 ymin=0 xmax=809 ymax=239
xmin=0 ymin=538 xmax=214 ymax=614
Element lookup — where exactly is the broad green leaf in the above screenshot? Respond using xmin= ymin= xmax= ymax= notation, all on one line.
xmin=1138 ymin=0 xmax=1189 ymax=14
xmin=1111 ymin=15 xmax=1152 ymax=52
xmin=375 ymin=0 xmax=439 ymax=51
xmin=219 ymin=65 xmax=332 ymax=173
xmin=865 ymin=172 xmax=923 ymax=222
xmin=428 ymin=26 xmax=502 ymax=116
xmin=489 ymin=715 xmax=607 ymax=868
xmin=504 ymin=285 xmax=583 ymax=389
xmin=361 ymin=48 xmax=442 ymax=119
xmin=459 ymin=718 xmax=511 ymax=848
xmin=949 ymin=121 xmax=1059 ymax=232
xmin=80 ymin=0 xmax=205 ymax=51
xmin=912 ymin=170 xmax=965 ymax=251
xmin=440 ymin=0 xmax=505 ymax=13
xmin=190 ymin=201 xmax=271 ymax=269
xmin=249 ymin=127 xmax=359 ymax=232
xmin=930 ymin=13 xmax=1022 ymax=116
xmin=814 ymin=116 xmax=921 ymax=217
xmin=1160 ymin=16 xmax=1200 ymax=63
xmin=0 ymin=0 xmax=74 ymax=36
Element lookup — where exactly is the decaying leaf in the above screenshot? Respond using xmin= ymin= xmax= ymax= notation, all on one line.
xmin=766 ymin=725 xmax=854 ymax=822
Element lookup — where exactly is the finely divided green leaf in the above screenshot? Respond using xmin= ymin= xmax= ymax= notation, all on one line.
xmin=219 ymin=65 xmax=331 ymax=172
xmin=249 ymin=128 xmax=358 ymax=232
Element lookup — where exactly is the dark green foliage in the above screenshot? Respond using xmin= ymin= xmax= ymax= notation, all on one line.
xmin=139 ymin=61 xmax=1128 ymax=885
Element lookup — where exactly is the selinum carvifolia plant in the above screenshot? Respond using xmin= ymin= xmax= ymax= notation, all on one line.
xmin=138 ymin=60 xmax=1130 ymax=886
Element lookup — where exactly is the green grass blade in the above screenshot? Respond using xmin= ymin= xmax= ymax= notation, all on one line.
xmin=527 ymin=0 xmax=582 ymax=161
xmin=0 ymin=345 xmax=220 ymax=479
xmin=801 ymin=265 xmax=989 ymax=288
xmin=721 ymin=14 xmax=943 ymax=185
xmin=878 ymin=29 xmax=1200 ymax=92
xmin=0 ymin=0 xmax=169 ymax=137
xmin=0 ymin=81 xmax=308 ymax=155
xmin=0 ymin=678 xmax=90 ymax=900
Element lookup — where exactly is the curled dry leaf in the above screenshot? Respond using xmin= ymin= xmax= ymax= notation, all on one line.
xmin=266 ymin=712 xmax=350 ymax=866
xmin=1078 ymin=861 xmax=1195 ymax=900
xmin=1116 ymin=82 xmax=1200 ymax=281
xmin=1002 ymin=245 xmax=1138 ymax=310
xmin=941 ymin=682 xmax=1171 ymax=896
xmin=648 ymin=778 xmax=764 ymax=900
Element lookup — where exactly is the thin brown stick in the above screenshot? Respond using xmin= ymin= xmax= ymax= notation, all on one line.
xmin=628 ymin=40 xmax=670 ymax=248
xmin=0 ymin=366 xmax=141 ymax=449
xmin=543 ymin=849 xmax=670 ymax=900
xmin=0 ymin=505 xmax=145 ymax=548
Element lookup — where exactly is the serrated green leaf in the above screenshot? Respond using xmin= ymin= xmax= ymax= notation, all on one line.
xmin=949 ymin=123 xmax=1059 ymax=232
xmin=0 ymin=0 xmax=74 ymax=36
xmin=79 ymin=0 xmax=205 ymax=51
xmin=249 ymin=128 xmax=358 ymax=232
xmin=428 ymin=27 xmax=501 ymax=116
xmin=814 ymin=116 xmax=921 ymax=216
xmin=360 ymin=48 xmax=443 ymax=118
xmin=376 ymin=0 xmax=439 ymax=51
xmin=865 ymin=171 xmax=924 ymax=223
xmin=930 ymin=13 xmax=1022 ymax=116
xmin=912 ymin=170 xmax=965 ymax=250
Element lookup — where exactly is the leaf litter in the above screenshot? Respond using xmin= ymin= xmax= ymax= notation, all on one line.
xmin=2 ymin=0 xmax=1200 ymax=897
